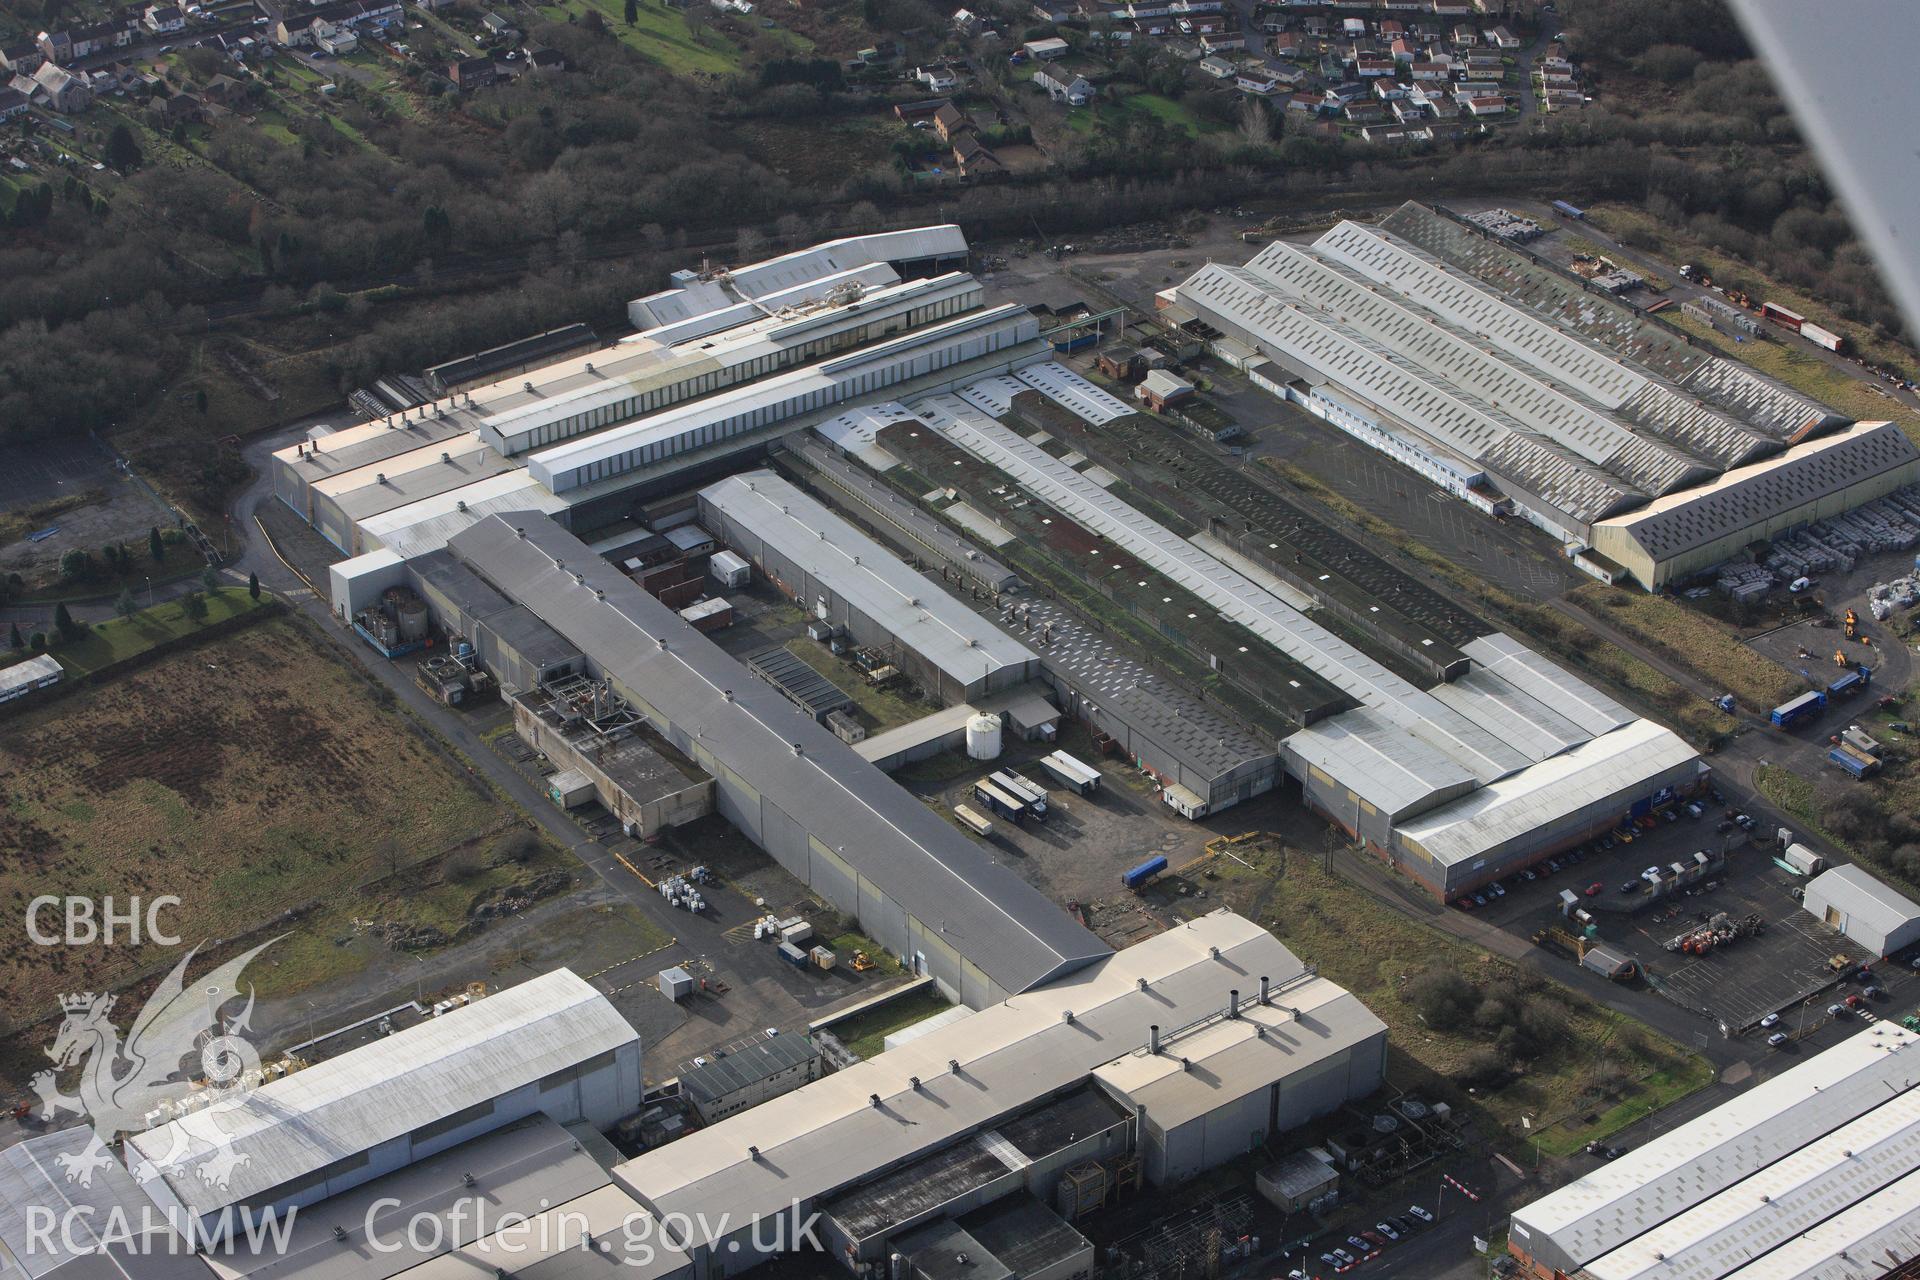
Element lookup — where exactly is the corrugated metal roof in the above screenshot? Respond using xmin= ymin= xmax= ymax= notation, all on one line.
xmin=126 ymin=970 xmax=639 ymax=1219
xmin=1510 ymin=1025 xmax=1920 ymax=1271
xmin=614 ymin=912 xmax=1363 ymax=1249
xmin=1593 ymin=422 xmax=1920 ymax=561
xmin=1284 ymin=707 xmax=1479 ymax=821
xmin=1712 ymin=1166 xmax=1920 ymax=1280
xmin=389 ymin=1185 xmax=690 ymax=1280
xmin=202 ymin=1113 xmax=612 ymax=1280
xmin=358 ymin=470 xmax=567 ymax=560
xmin=918 ymin=397 xmax=1531 ymax=781
xmin=0 ymin=1127 xmax=206 ymax=1280
xmin=1583 ymin=1086 xmax=1920 ymax=1280
xmin=699 ymin=471 xmax=1037 ymax=690
xmin=679 ymin=1033 xmax=818 ymax=1103
xmin=630 ymin=227 xmax=968 ymax=333
xmin=1394 ymin=720 xmax=1697 ymax=868
xmin=1428 ymin=667 xmax=1589 ymax=763
xmin=1460 ymin=633 xmax=1636 ymax=737
xmin=1090 ymin=976 xmax=1385 ymax=1130
xmin=1805 ymin=865 xmax=1920 ymax=938
xmin=0 ymin=654 xmax=61 ymax=698
xmin=528 ymin=306 xmax=1037 ymax=491
xmin=446 ymin=514 xmax=1106 ymax=998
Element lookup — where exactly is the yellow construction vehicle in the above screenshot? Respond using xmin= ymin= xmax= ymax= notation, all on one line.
xmin=1835 ymin=650 xmax=1851 ymax=668
xmin=850 ymin=950 xmax=877 ymax=973
xmin=1845 ymin=608 xmax=1859 ymax=639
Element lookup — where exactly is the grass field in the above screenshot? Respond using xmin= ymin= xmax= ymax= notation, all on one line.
xmin=1184 ymin=840 xmax=1712 ymax=1155
xmin=14 ymin=589 xmax=273 ymax=678
xmin=538 ymin=0 xmax=742 ymax=74
xmin=0 ymin=614 xmax=521 ymax=1028
xmin=1568 ymin=582 xmax=1802 ymax=709
xmin=827 ymin=987 xmax=951 ymax=1059
xmin=1066 ymin=90 xmax=1224 ymax=137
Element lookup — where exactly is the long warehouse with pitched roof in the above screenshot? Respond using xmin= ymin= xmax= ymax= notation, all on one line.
xmin=1509 ymin=1024 xmax=1920 ymax=1280
xmin=444 ymin=512 xmax=1108 ymax=1008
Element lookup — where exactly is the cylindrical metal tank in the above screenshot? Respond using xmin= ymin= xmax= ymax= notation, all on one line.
xmin=965 ymin=713 xmax=1003 ymax=760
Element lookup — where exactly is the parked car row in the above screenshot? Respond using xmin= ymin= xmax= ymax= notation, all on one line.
xmin=1297 ymin=1207 xmax=1434 ymax=1277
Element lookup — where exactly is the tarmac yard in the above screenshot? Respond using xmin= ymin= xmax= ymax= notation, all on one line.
xmin=1456 ymin=798 xmax=1867 ymax=1034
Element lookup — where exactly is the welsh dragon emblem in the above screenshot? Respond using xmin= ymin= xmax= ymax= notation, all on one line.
xmin=32 ymin=940 xmax=278 ymax=1191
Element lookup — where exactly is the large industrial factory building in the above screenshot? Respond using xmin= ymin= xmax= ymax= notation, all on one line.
xmin=1167 ymin=203 xmax=1920 ymax=590
xmin=614 ymin=911 xmax=1386 ymax=1279
xmin=1509 ymin=1024 xmax=1920 ymax=1280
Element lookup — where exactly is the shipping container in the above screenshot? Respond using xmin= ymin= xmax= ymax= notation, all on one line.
xmin=1784 ymin=843 xmax=1827 ymax=876
xmin=952 ymin=804 xmax=994 ymax=838
xmin=1761 ymin=301 xmax=1805 ymax=331
xmin=1830 ymin=745 xmax=1880 ymax=779
xmin=972 ymin=778 xmax=1030 ymax=822
xmin=1551 ymin=199 xmax=1584 ymax=218
xmin=1771 ymin=690 xmax=1828 ymax=727
xmin=990 ymin=769 xmax=1048 ymax=819
xmin=1800 ymin=321 xmax=1844 ymax=352
xmin=1039 ymin=750 xmax=1102 ymax=796
xmin=1123 ymin=855 xmax=1169 ymax=889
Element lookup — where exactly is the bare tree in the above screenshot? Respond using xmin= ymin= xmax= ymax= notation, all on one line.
xmin=1238 ymin=98 xmax=1273 ymax=147
xmin=733 ymin=225 xmax=766 ymax=263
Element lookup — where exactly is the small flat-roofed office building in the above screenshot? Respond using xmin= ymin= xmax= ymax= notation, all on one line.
xmin=679 ymin=1032 xmax=823 ymax=1124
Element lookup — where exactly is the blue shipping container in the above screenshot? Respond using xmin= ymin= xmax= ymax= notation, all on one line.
xmin=1123 ymin=855 xmax=1169 ymax=889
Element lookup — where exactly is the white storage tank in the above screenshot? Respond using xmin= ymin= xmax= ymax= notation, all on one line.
xmin=965 ymin=713 xmax=1003 ymax=761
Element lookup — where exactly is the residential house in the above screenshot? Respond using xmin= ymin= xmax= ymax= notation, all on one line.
xmin=950 ymin=131 xmax=1003 ymax=178
xmin=200 ymin=72 xmax=250 ymax=104
xmin=0 ymin=86 xmax=27 ymax=119
xmin=1430 ymin=0 xmax=1471 ymax=15
xmin=1198 ymin=32 xmax=1242 ymax=51
xmin=1342 ymin=99 xmax=1384 ymax=123
xmin=39 ymin=21 xmax=129 ymax=65
xmin=1370 ymin=77 xmax=1406 ymax=100
xmin=1377 ymin=18 xmax=1403 ymax=38
xmin=1033 ymin=63 xmax=1093 ymax=104
xmin=951 ymin=7 xmax=980 ymax=35
xmin=916 ymin=64 xmax=959 ymax=93
xmin=1234 ymin=71 xmax=1279 ymax=95
xmin=892 ymin=97 xmax=945 ymax=122
xmin=1285 ymin=90 xmax=1322 ymax=113
xmin=32 ymin=61 xmax=91 ymax=111
xmin=8 ymin=71 xmax=37 ymax=101
xmin=158 ymin=89 xmax=202 ymax=123
xmin=1426 ymin=94 xmax=1459 ymax=118
xmin=1389 ymin=96 xmax=1424 ymax=121
xmin=1463 ymin=93 xmax=1504 ymax=115
xmin=1463 ymin=50 xmax=1503 ymax=73
xmin=1450 ymin=24 xmax=1476 ymax=44
xmin=348 ymin=0 xmax=405 ymax=28
xmin=143 ymin=5 xmax=187 ymax=34
xmin=1030 ymin=1 xmax=1070 ymax=22
xmin=1340 ymin=17 xmax=1364 ymax=36
xmin=449 ymin=54 xmax=497 ymax=89
xmin=1354 ymin=52 xmax=1392 ymax=76
xmin=1198 ymin=53 xmax=1234 ymax=78
xmin=931 ymin=100 xmax=968 ymax=140
xmin=522 ymin=45 xmax=566 ymax=71
xmin=1381 ymin=0 xmax=1420 ymax=10
xmin=1361 ymin=124 xmax=1407 ymax=143
xmin=1485 ymin=25 xmax=1519 ymax=48
xmin=312 ymin=18 xmax=357 ymax=53
xmin=273 ymin=16 xmax=317 ymax=45
xmin=1408 ymin=59 xmax=1447 ymax=80
xmin=0 ymin=42 xmax=44 ymax=74
xmin=1270 ymin=30 xmax=1305 ymax=56
xmin=1389 ymin=36 xmax=1415 ymax=60
xmin=1266 ymin=64 xmax=1303 ymax=86
xmin=1301 ymin=15 xmax=1328 ymax=37
xmin=1454 ymin=78 xmax=1501 ymax=95
xmin=1542 ymin=87 xmax=1584 ymax=110
xmin=1022 ymin=35 xmax=1069 ymax=59
xmin=481 ymin=10 xmax=517 ymax=36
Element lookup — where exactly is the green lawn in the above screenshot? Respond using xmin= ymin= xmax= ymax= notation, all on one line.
xmin=539 ymin=0 xmax=742 ymax=75
xmin=780 ymin=638 xmax=941 ymax=732
xmin=827 ymin=987 xmax=952 ymax=1059
xmin=12 ymin=589 xmax=271 ymax=679
xmin=1122 ymin=91 xmax=1223 ymax=133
